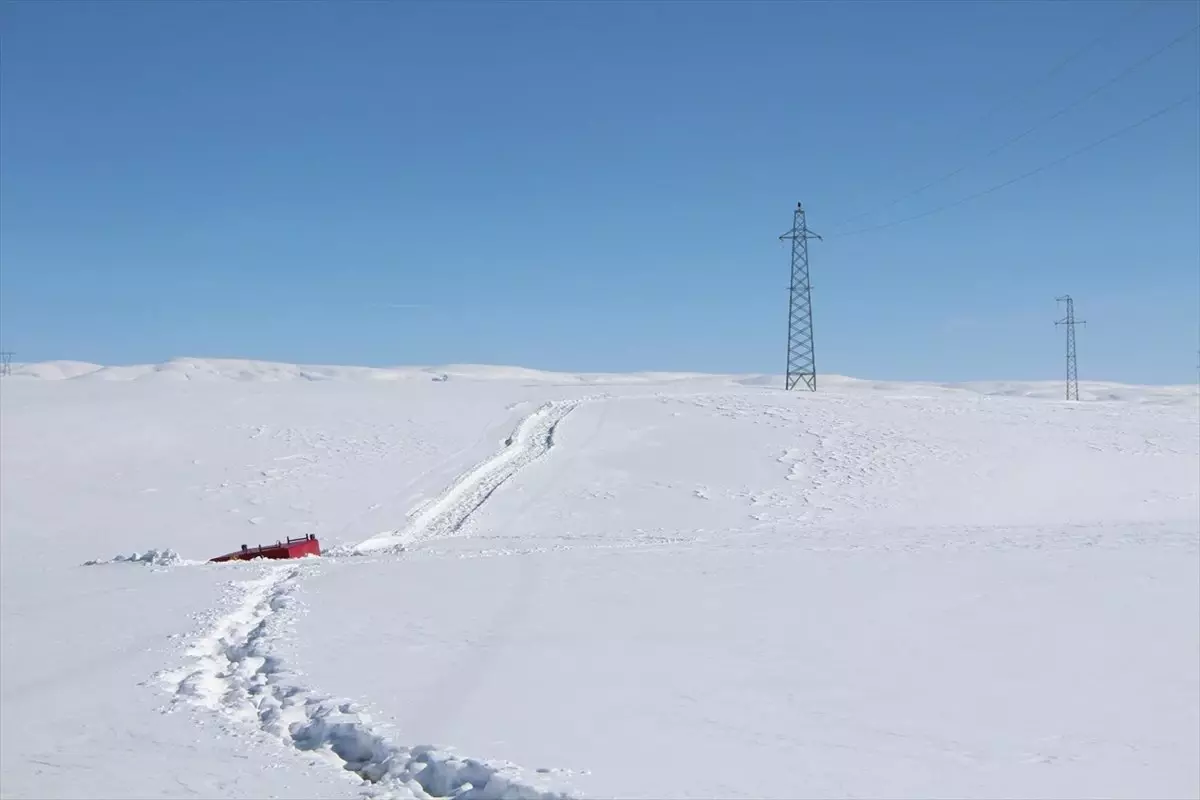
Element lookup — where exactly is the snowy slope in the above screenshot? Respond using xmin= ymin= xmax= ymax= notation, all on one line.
xmin=1 ymin=359 xmax=1197 ymax=799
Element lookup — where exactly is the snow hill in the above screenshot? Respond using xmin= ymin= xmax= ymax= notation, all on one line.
xmin=8 ymin=355 xmax=1198 ymax=404
xmin=1 ymin=359 xmax=1197 ymax=799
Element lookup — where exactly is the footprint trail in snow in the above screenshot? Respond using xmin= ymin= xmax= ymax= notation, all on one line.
xmin=158 ymin=564 xmax=571 ymax=799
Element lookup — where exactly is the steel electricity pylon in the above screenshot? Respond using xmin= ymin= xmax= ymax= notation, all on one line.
xmin=1055 ymin=295 xmax=1085 ymax=400
xmin=780 ymin=202 xmax=822 ymax=391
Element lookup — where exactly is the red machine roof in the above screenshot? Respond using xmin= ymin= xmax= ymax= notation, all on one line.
xmin=210 ymin=534 xmax=321 ymax=563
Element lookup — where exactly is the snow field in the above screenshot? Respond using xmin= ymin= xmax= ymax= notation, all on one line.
xmin=1 ymin=359 xmax=1197 ymax=799
xmin=293 ymin=389 xmax=1199 ymax=799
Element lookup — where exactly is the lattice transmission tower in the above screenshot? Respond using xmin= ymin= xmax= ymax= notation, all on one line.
xmin=780 ymin=202 xmax=823 ymax=391
xmin=0 ymin=352 xmax=12 ymax=377
xmin=1055 ymin=296 xmax=1085 ymax=400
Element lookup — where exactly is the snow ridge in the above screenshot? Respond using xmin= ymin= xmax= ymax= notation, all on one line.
xmin=346 ymin=400 xmax=581 ymax=555
xmin=159 ymin=565 xmax=570 ymax=800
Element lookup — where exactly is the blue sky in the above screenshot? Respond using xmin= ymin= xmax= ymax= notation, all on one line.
xmin=2 ymin=0 xmax=1197 ymax=383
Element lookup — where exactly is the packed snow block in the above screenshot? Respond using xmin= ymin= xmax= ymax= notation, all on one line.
xmin=210 ymin=534 xmax=321 ymax=563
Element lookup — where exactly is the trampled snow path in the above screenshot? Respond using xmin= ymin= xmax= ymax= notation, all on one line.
xmin=344 ymin=400 xmax=582 ymax=556
xmin=158 ymin=564 xmax=571 ymax=800
xmin=155 ymin=401 xmax=589 ymax=798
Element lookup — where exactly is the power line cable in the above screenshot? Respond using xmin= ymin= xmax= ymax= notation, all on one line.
xmin=829 ymin=92 xmax=1199 ymax=239
xmin=830 ymin=22 xmax=1199 ymax=232
xmin=828 ymin=11 xmax=1192 ymax=232
xmin=956 ymin=1 xmax=1158 ymax=134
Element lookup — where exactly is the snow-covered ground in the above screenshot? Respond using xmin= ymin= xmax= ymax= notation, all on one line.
xmin=1 ymin=358 xmax=1197 ymax=799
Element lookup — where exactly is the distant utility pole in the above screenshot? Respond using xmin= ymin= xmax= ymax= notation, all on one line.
xmin=0 ymin=352 xmax=12 ymax=377
xmin=780 ymin=202 xmax=823 ymax=391
xmin=1055 ymin=296 xmax=1085 ymax=401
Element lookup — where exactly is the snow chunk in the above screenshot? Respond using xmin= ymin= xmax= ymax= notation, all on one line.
xmin=84 ymin=549 xmax=184 ymax=567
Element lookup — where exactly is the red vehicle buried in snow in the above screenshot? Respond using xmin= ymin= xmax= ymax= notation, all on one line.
xmin=210 ymin=534 xmax=321 ymax=563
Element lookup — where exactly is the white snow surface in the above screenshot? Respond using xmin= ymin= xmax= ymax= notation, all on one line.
xmin=1 ymin=358 xmax=1197 ymax=799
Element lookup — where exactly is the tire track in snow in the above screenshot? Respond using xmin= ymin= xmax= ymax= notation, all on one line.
xmin=342 ymin=400 xmax=582 ymax=556
xmin=158 ymin=564 xmax=572 ymax=800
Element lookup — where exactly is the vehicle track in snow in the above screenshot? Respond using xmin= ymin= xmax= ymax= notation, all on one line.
xmin=156 ymin=401 xmax=588 ymax=798
xmin=158 ymin=563 xmax=572 ymax=800
xmin=341 ymin=400 xmax=583 ymax=556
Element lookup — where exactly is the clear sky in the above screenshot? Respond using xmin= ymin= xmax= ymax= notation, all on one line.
xmin=2 ymin=0 xmax=1197 ymax=383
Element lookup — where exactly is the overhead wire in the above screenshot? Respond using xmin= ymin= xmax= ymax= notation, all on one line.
xmin=828 ymin=22 xmax=1199 ymax=233
xmin=825 ymin=4 xmax=1188 ymax=232
xmin=828 ymin=92 xmax=1199 ymax=239
xmin=955 ymin=0 xmax=1158 ymax=135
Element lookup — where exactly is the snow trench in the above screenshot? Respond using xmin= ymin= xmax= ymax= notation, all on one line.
xmin=159 ymin=565 xmax=570 ymax=800
xmin=344 ymin=400 xmax=581 ymax=555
